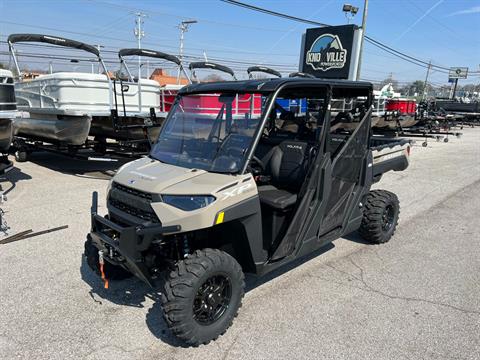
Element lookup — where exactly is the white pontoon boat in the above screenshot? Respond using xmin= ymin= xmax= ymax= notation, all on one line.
xmin=0 ymin=69 xmax=15 ymax=172
xmin=8 ymin=34 xmax=164 ymax=148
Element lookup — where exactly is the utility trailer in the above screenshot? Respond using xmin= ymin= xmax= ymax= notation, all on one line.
xmin=0 ymin=69 xmax=14 ymax=174
xmin=86 ymin=78 xmax=410 ymax=346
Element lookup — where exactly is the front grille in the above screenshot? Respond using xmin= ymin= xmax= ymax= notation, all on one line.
xmin=108 ymin=182 xmax=159 ymax=223
xmin=112 ymin=182 xmax=153 ymax=200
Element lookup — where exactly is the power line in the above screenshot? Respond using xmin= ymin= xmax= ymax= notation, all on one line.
xmin=220 ymin=0 xmax=479 ymax=74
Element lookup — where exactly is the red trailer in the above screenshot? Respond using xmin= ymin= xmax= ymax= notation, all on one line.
xmin=182 ymin=93 xmax=262 ymax=117
xmin=386 ymin=98 xmax=416 ymax=115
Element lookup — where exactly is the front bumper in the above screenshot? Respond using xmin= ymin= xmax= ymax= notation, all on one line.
xmin=89 ymin=191 xmax=180 ymax=286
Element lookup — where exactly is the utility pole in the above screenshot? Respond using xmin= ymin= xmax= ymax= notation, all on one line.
xmin=177 ymin=20 xmax=197 ymax=84
xmin=422 ymin=60 xmax=431 ymax=101
xmin=134 ymin=12 xmax=146 ymax=79
xmin=134 ymin=12 xmax=146 ymax=112
xmin=356 ymin=0 xmax=368 ymax=80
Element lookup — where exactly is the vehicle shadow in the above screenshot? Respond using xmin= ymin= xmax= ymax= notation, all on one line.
xmin=80 ymin=241 xmax=339 ymax=348
xmin=24 ymin=151 xmax=131 ymax=180
xmin=1 ymin=165 xmax=32 ymax=196
xmin=342 ymin=231 xmax=372 ymax=245
xmin=79 ymin=256 xmax=187 ymax=347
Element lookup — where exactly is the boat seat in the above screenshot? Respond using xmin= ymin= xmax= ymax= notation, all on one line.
xmin=258 ymin=140 xmax=308 ymax=211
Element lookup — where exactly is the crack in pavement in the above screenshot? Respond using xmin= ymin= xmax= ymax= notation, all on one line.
xmin=314 ymin=258 xmax=480 ymax=316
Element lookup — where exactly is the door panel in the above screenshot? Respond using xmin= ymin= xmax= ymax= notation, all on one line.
xmin=317 ymin=109 xmax=371 ymax=235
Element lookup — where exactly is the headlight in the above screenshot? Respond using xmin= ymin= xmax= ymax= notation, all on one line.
xmin=162 ymin=195 xmax=216 ymax=211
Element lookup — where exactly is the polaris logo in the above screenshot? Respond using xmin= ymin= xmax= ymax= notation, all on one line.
xmin=286 ymin=144 xmax=303 ymax=150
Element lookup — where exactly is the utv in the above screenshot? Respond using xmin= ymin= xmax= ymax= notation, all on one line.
xmin=86 ymin=78 xmax=410 ymax=346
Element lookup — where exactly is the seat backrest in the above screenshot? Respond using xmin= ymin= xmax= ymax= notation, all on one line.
xmin=266 ymin=140 xmax=309 ymax=191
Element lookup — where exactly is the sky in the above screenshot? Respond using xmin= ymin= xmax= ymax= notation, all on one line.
xmin=0 ymin=0 xmax=479 ymax=88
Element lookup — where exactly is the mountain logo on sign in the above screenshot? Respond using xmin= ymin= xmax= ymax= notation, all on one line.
xmin=306 ymin=34 xmax=347 ymax=71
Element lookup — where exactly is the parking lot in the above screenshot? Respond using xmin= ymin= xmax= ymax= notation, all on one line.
xmin=1 ymin=129 xmax=479 ymax=360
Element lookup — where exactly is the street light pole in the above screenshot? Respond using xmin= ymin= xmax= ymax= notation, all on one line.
xmin=356 ymin=0 xmax=368 ymax=80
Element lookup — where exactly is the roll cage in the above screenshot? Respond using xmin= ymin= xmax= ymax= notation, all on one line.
xmin=175 ymin=78 xmax=373 ymax=175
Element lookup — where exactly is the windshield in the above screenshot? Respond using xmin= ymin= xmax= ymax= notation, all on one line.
xmin=150 ymin=92 xmax=264 ymax=173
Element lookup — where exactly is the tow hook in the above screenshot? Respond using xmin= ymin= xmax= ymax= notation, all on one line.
xmin=98 ymin=250 xmax=109 ymax=289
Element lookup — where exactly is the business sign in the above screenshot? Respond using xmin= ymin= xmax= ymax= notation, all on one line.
xmin=300 ymin=25 xmax=362 ymax=80
xmin=448 ymin=67 xmax=468 ymax=79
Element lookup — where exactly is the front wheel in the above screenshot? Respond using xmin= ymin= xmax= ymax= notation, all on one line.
xmin=161 ymin=249 xmax=245 ymax=346
xmin=359 ymin=190 xmax=400 ymax=244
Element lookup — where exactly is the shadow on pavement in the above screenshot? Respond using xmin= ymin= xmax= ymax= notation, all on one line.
xmin=342 ymin=231 xmax=372 ymax=245
xmin=1 ymin=165 xmax=32 ymax=196
xmin=24 ymin=151 xmax=131 ymax=180
xmin=79 ymin=241 xmax=340 ymax=347
xmin=79 ymin=256 xmax=186 ymax=347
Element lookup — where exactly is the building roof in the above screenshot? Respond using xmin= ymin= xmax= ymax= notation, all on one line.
xmin=150 ymin=68 xmax=189 ymax=86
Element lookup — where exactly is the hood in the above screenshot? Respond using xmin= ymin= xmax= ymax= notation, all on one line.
xmin=113 ymin=157 xmax=207 ymax=194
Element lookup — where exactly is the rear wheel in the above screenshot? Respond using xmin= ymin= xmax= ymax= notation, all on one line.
xmin=359 ymin=190 xmax=399 ymax=244
xmin=161 ymin=249 xmax=245 ymax=346
xmin=14 ymin=149 xmax=28 ymax=162
xmin=84 ymin=235 xmax=132 ymax=280
xmin=93 ymin=136 xmax=107 ymax=155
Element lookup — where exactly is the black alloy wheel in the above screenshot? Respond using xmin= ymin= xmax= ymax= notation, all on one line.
xmin=193 ymin=274 xmax=232 ymax=325
xmin=381 ymin=204 xmax=395 ymax=232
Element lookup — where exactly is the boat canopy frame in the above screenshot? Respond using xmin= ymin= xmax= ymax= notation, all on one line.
xmin=247 ymin=66 xmax=281 ymax=79
xmin=118 ymin=48 xmax=191 ymax=84
xmin=189 ymin=61 xmax=237 ymax=82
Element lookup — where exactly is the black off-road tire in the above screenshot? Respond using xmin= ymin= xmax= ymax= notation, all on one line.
xmin=14 ymin=149 xmax=28 ymax=163
xmin=93 ymin=136 xmax=107 ymax=155
xmin=359 ymin=190 xmax=400 ymax=244
xmin=161 ymin=249 xmax=245 ymax=346
xmin=84 ymin=235 xmax=132 ymax=280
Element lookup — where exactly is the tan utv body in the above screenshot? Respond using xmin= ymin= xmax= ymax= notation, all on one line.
xmin=87 ymin=77 xmax=409 ymax=346
xmin=113 ymin=157 xmax=257 ymax=232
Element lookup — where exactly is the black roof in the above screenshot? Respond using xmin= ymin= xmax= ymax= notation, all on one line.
xmin=178 ymin=77 xmax=373 ymax=95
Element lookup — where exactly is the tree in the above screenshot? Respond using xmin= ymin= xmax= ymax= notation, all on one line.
xmin=409 ymin=80 xmax=425 ymax=96
xmin=202 ymin=74 xmax=226 ymax=82
xmin=0 ymin=62 xmax=6 ymax=70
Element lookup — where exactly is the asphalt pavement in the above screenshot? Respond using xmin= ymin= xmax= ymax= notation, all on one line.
xmin=0 ymin=128 xmax=479 ymax=359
